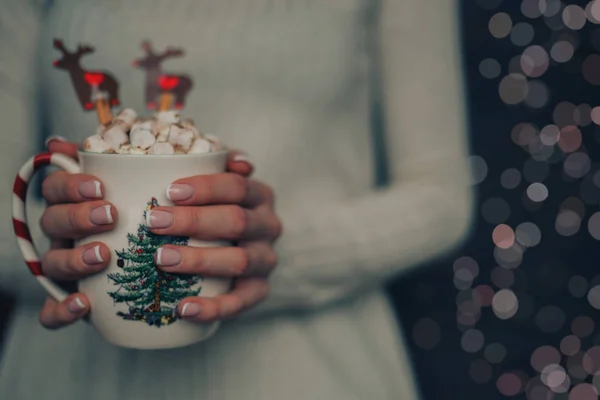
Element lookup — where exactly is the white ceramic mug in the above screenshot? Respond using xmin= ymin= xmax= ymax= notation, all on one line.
xmin=12 ymin=150 xmax=231 ymax=349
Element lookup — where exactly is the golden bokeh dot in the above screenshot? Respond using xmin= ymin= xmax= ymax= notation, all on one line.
xmin=541 ymin=364 xmax=570 ymax=393
xmin=489 ymin=12 xmax=513 ymax=38
xmin=569 ymin=383 xmax=598 ymax=400
xmin=551 ymin=41 xmax=575 ymax=63
xmin=493 ymin=224 xmax=516 ymax=249
xmin=583 ymin=54 xmax=600 ymax=85
xmin=587 ymin=213 xmax=600 ymax=240
xmin=501 ymin=168 xmax=522 ymax=189
xmin=532 ymin=346 xmax=561 ymax=372
xmin=572 ymin=315 xmax=595 ymax=338
xmin=527 ymin=182 xmax=548 ymax=202
xmin=496 ymin=373 xmax=522 ymax=397
xmin=583 ymin=346 xmax=600 ymax=375
xmin=499 ymin=73 xmax=529 ymax=104
xmin=560 ymin=335 xmax=582 ymax=356
xmin=511 ymin=22 xmax=535 ymax=46
xmin=479 ymin=58 xmax=502 ymax=79
xmin=558 ymin=125 xmax=583 ymax=152
xmin=563 ymin=4 xmax=587 ymax=30
xmin=492 ymin=289 xmax=519 ymax=319
xmin=521 ymin=45 xmax=549 ymax=77
xmin=521 ymin=0 xmax=543 ymax=19
xmin=588 ymin=0 xmax=600 ymax=24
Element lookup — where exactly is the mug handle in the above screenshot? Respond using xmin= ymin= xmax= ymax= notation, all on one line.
xmin=12 ymin=152 xmax=81 ymax=301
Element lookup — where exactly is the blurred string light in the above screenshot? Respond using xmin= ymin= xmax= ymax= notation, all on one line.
xmin=420 ymin=0 xmax=600 ymax=398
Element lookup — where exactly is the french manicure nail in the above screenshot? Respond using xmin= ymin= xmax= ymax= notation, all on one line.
xmin=78 ymin=180 xmax=102 ymax=199
xmin=180 ymin=303 xmax=200 ymax=317
xmin=145 ymin=210 xmax=173 ymax=229
xmin=90 ymin=205 xmax=113 ymax=225
xmin=67 ymin=297 xmax=86 ymax=314
xmin=82 ymin=245 xmax=104 ymax=265
xmin=233 ymin=154 xmax=252 ymax=165
xmin=45 ymin=135 xmax=68 ymax=147
xmin=166 ymin=184 xmax=194 ymax=202
xmin=155 ymin=248 xmax=181 ymax=267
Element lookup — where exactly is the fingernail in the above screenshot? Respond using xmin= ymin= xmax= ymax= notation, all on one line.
xmin=145 ymin=210 xmax=173 ymax=228
xmin=180 ymin=303 xmax=200 ymax=317
xmin=90 ymin=205 xmax=114 ymax=225
xmin=82 ymin=245 xmax=104 ymax=265
xmin=155 ymin=247 xmax=181 ymax=267
xmin=67 ymin=297 xmax=86 ymax=314
xmin=233 ymin=154 xmax=253 ymax=165
xmin=166 ymin=184 xmax=194 ymax=202
xmin=78 ymin=180 xmax=102 ymax=199
xmin=45 ymin=135 xmax=67 ymax=147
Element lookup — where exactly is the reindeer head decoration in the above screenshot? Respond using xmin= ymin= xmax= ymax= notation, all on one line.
xmin=52 ymin=39 xmax=120 ymax=122
xmin=53 ymin=39 xmax=95 ymax=71
xmin=132 ymin=41 xmax=193 ymax=111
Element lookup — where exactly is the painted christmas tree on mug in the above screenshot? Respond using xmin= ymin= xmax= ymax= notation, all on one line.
xmin=107 ymin=198 xmax=202 ymax=327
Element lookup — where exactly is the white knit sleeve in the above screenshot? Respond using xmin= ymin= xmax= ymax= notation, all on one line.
xmin=245 ymin=0 xmax=474 ymax=318
xmin=0 ymin=0 xmax=45 ymax=296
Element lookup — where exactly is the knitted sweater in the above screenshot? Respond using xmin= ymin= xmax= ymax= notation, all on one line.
xmin=0 ymin=1 xmax=473 ymax=399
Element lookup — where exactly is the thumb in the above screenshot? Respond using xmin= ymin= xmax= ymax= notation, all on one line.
xmin=46 ymin=136 xmax=80 ymax=160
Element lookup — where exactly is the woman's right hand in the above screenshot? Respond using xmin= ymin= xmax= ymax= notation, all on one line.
xmin=37 ymin=138 xmax=116 ymax=329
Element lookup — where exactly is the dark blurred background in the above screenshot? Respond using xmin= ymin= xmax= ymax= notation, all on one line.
xmin=3 ymin=0 xmax=600 ymax=399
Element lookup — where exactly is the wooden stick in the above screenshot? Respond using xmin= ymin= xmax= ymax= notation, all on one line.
xmin=158 ymin=92 xmax=174 ymax=111
xmin=95 ymin=98 xmax=112 ymax=125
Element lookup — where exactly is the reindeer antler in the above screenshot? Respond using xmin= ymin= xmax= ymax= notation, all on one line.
xmin=159 ymin=47 xmax=185 ymax=60
xmin=53 ymin=39 xmax=68 ymax=53
xmin=141 ymin=41 xmax=155 ymax=55
xmin=75 ymin=44 xmax=95 ymax=56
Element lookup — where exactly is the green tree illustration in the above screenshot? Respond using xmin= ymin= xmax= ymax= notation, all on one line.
xmin=107 ymin=197 xmax=202 ymax=327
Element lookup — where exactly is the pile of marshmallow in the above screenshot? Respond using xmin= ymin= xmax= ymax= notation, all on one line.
xmin=83 ymin=109 xmax=223 ymax=155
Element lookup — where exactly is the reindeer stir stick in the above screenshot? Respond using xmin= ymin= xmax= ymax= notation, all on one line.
xmin=52 ymin=39 xmax=120 ymax=125
xmin=132 ymin=41 xmax=193 ymax=112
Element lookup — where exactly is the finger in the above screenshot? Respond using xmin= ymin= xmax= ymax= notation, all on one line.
xmin=167 ymin=174 xmax=270 ymax=208
xmin=177 ymin=278 xmax=269 ymax=322
xmin=46 ymin=137 xmax=79 ymax=159
xmin=42 ymin=171 xmax=104 ymax=204
xmin=42 ymin=242 xmax=110 ymax=280
xmin=146 ymin=205 xmax=281 ymax=241
xmin=50 ymin=238 xmax=73 ymax=250
xmin=38 ymin=294 xmax=90 ymax=330
xmin=40 ymin=201 xmax=117 ymax=240
xmin=226 ymin=150 xmax=254 ymax=177
xmin=155 ymin=241 xmax=277 ymax=277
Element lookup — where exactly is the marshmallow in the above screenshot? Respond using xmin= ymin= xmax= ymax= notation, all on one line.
xmin=168 ymin=125 xmax=194 ymax=151
xmin=131 ymin=119 xmax=153 ymax=133
xmin=188 ymin=137 xmax=212 ymax=154
xmin=103 ymin=122 xmax=129 ymax=150
xmin=116 ymin=144 xmax=131 ymax=154
xmin=155 ymin=110 xmax=180 ymax=131
xmin=204 ymin=133 xmax=223 ymax=151
xmin=96 ymin=123 xmax=108 ymax=137
xmin=181 ymin=118 xmax=201 ymax=138
xmin=156 ymin=126 xmax=171 ymax=142
xmin=114 ymin=108 xmax=137 ymax=128
xmin=149 ymin=142 xmax=175 ymax=155
xmin=130 ymin=127 xmax=156 ymax=150
xmin=83 ymin=135 xmax=114 ymax=153
xmin=130 ymin=147 xmax=148 ymax=155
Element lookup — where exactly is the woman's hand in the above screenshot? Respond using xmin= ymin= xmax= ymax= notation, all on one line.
xmin=150 ymin=172 xmax=282 ymax=322
xmin=37 ymin=137 xmax=256 ymax=329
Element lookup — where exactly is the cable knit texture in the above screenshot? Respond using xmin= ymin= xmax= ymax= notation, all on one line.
xmin=0 ymin=1 xmax=472 ymax=399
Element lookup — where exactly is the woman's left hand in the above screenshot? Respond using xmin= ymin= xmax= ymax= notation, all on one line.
xmin=148 ymin=173 xmax=282 ymax=322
